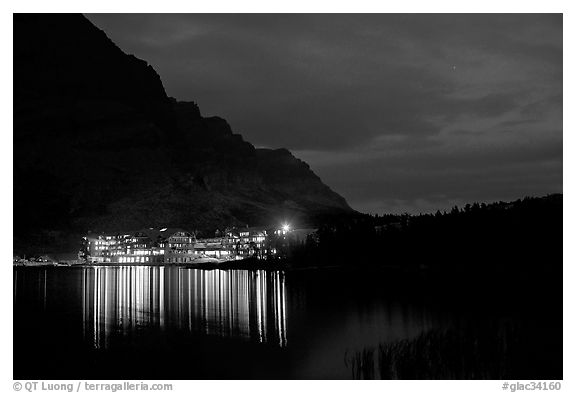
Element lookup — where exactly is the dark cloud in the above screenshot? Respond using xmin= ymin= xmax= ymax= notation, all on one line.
xmin=85 ymin=14 xmax=562 ymax=214
xmin=297 ymin=136 xmax=562 ymax=213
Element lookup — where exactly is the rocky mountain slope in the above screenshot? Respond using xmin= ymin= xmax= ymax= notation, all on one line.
xmin=13 ymin=14 xmax=355 ymax=253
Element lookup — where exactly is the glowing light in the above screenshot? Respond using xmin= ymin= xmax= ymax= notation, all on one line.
xmin=282 ymin=224 xmax=290 ymax=232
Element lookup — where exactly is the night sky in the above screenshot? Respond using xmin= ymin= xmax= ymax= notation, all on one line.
xmin=86 ymin=14 xmax=562 ymax=214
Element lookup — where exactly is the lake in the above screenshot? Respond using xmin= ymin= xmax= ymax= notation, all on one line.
xmin=13 ymin=265 xmax=562 ymax=379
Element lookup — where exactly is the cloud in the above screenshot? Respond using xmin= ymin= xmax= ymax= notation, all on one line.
xmin=85 ymin=14 xmax=562 ymax=214
xmin=295 ymin=134 xmax=562 ymax=213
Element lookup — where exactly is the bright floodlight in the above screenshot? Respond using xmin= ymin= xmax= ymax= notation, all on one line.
xmin=282 ymin=224 xmax=290 ymax=232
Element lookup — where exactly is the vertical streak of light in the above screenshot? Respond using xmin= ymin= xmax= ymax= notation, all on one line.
xmin=265 ymin=271 xmax=268 ymax=343
xmin=256 ymin=271 xmax=262 ymax=343
xmin=134 ymin=267 xmax=138 ymax=325
xmin=193 ymin=270 xmax=198 ymax=330
xmin=123 ymin=267 xmax=127 ymax=332
xmin=98 ymin=267 xmax=102 ymax=349
xmin=281 ymin=271 xmax=287 ymax=347
xmin=115 ymin=269 xmax=119 ymax=337
xmin=133 ymin=267 xmax=136 ymax=331
xmin=246 ymin=270 xmax=250 ymax=338
xmin=154 ymin=267 xmax=158 ymax=327
xmin=218 ymin=269 xmax=223 ymax=336
xmin=259 ymin=271 xmax=264 ymax=342
xmin=96 ymin=267 xmax=102 ymax=348
xmin=115 ymin=268 xmax=119 ymax=332
xmin=125 ymin=267 xmax=130 ymax=331
xmin=137 ymin=267 xmax=142 ymax=327
xmin=218 ymin=270 xmax=223 ymax=336
xmin=138 ymin=267 xmax=141 ymax=327
xmin=159 ymin=267 xmax=164 ymax=329
xmin=227 ymin=271 xmax=232 ymax=337
xmin=237 ymin=271 xmax=241 ymax=336
xmin=126 ymin=267 xmax=130 ymax=331
xmin=277 ymin=271 xmax=283 ymax=347
xmin=118 ymin=267 xmax=122 ymax=333
xmin=259 ymin=271 xmax=263 ymax=342
xmin=237 ymin=271 xmax=241 ymax=337
xmin=213 ymin=270 xmax=217 ymax=335
xmin=129 ymin=267 xmax=133 ymax=331
xmin=136 ymin=267 xmax=140 ymax=328
xmin=188 ymin=270 xmax=192 ymax=332
xmin=263 ymin=271 xmax=267 ymax=343
xmin=94 ymin=267 xmax=99 ymax=349
xmin=275 ymin=271 xmax=281 ymax=346
xmin=205 ymin=270 xmax=209 ymax=334
xmin=119 ymin=267 xmax=123 ymax=332
xmin=152 ymin=267 xmax=157 ymax=327
xmin=232 ymin=271 xmax=237 ymax=336
xmin=103 ymin=268 xmax=108 ymax=349
xmin=145 ymin=267 xmax=150 ymax=326
xmin=82 ymin=268 xmax=86 ymax=343
xmin=178 ymin=268 xmax=182 ymax=330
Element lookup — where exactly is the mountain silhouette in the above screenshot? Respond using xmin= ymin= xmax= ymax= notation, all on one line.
xmin=13 ymin=14 xmax=355 ymax=253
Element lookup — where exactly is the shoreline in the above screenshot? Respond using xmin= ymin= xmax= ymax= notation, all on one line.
xmin=13 ymin=257 xmax=291 ymax=271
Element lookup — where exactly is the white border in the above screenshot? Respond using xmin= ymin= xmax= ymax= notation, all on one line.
xmin=3 ymin=2 xmax=572 ymax=392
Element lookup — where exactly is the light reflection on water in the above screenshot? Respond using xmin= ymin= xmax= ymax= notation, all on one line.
xmin=14 ymin=265 xmax=555 ymax=379
xmin=81 ymin=266 xmax=288 ymax=349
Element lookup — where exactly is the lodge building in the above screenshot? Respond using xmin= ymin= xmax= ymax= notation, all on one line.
xmin=84 ymin=228 xmax=196 ymax=264
xmin=82 ymin=224 xmax=315 ymax=264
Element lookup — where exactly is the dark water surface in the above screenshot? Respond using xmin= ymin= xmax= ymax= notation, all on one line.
xmin=14 ymin=265 xmax=561 ymax=379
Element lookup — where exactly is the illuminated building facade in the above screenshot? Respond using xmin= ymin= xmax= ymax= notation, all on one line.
xmin=224 ymin=227 xmax=269 ymax=257
xmin=84 ymin=228 xmax=195 ymax=263
xmin=165 ymin=230 xmax=196 ymax=263
xmin=82 ymin=224 xmax=310 ymax=263
xmin=193 ymin=237 xmax=232 ymax=259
